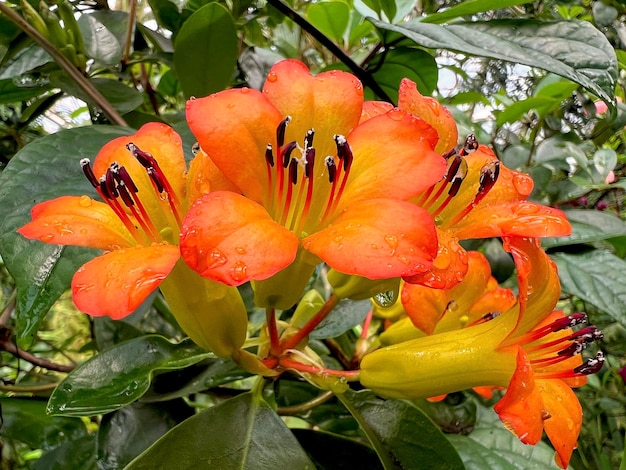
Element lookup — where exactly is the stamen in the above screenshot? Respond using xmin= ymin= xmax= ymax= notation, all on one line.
xmin=513 ymin=313 xmax=588 ymax=346
xmin=573 ymin=352 xmax=604 ymax=375
xmin=467 ymin=311 xmax=501 ymax=327
xmin=265 ymin=144 xmax=275 ymax=167
xmin=304 ymin=129 xmax=315 ymax=150
xmin=430 ymin=158 xmax=468 ymax=217
xmin=449 ymin=160 xmax=500 ymax=225
xmin=191 ymin=142 xmax=201 ymax=156
xmin=334 ymin=134 xmax=353 ymax=172
xmin=304 ymin=147 xmax=315 ymax=178
xmin=80 ymin=159 xmax=99 ymax=188
xmin=460 ymin=134 xmax=478 ymax=156
xmin=277 ymin=116 xmax=291 ymax=148
xmin=325 ymin=156 xmax=337 ymax=183
xmin=281 ymin=141 xmax=298 ymax=168
xmin=526 ymin=325 xmax=603 ymax=354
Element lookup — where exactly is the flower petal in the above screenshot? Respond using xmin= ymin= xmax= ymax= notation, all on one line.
xmin=186 ymin=88 xmax=282 ymax=204
xmin=180 ymin=191 xmax=299 ymax=285
xmin=338 ymin=110 xmax=445 ymax=208
xmin=17 ymin=195 xmax=135 ymax=250
xmin=398 ymin=78 xmax=458 ymax=154
xmin=186 ymin=147 xmax=240 ymax=204
xmin=537 ymin=379 xmax=582 ymax=469
xmin=360 ymin=101 xmax=394 ymax=122
xmin=72 ymin=244 xmax=180 ymax=319
xmin=263 ymin=59 xmax=363 ymax=157
xmin=494 ymin=347 xmax=545 ymax=445
xmin=303 ymin=199 xmax=438 ymax=279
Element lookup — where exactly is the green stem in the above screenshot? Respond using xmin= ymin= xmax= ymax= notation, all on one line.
xmin=265 ymin=0 xmax=392 ymax=102
xmin=0 ymin=2 xmax=128 ymax=126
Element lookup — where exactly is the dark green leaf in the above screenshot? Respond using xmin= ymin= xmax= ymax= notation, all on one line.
xmin=0 ymin=44 xmax=52 ymax=79
xmin=136 ymin=23 xmax=174 ymax=54
xmin=173 ymin=3 xmax=237 ymax=98
xmin=422 ymin=0 xmax=534 ymax=24
xmin=33 ymin=435 xmax=96 ymax=470
xmin=0 ymin=78 xmax=51 ymax=103
xmin=371 ymin=19 xmax=617 ymax=106
xmin=310 ymin=299 xmax=370 ymax=339
xmin=366 ymin=47 xmax=438 ymax=102
xmin=292 ymin=428 xmax=382 ymax=470
xmin=307 ymin=1 xmax=351 ymax=44
xmin=553 ymin=251 xmax=626 ymax=327
xmin=0 ymin=398 xmax=87 ymax=450
xmin=96 ymin=400 xmax=193 ymax=469
xmin=337 ymin=389 xmax=464 ymax=470
xmin=125 ymin=393 xmax=315 ymax=469
xmin=239 ymin=47 xmax=284 ymax=90
xmin=48 ymin=336 xmax=212 ymax=416
xmin=543 ymin=210 xmax=626 ymax=247
xmin=18 ymin=91 xmax=63 ymax=126
xmin=93 ymin=317 xmax=144 ymax=351
xmin=0 ymin=126 xmax=132 ymax=348
xmin=148 ymin=0 xmax=181 ymax=34
xmin=78 ymin=14 xmax=123 ymax=65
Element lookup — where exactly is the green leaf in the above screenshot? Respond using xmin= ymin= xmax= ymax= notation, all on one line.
xmin=310 ymin=299 xmax=370 ymax=339
xmin=0 ymin=44 xmax=52 ymax=80
xmin=543 ymin=210 xmax=626 ymax=248
xmin=0 ymin=398 xmax=87 ymax=450
xmin=448 ymin=405 xmax=559 ymax=469
xmin=0 ymin=78 xmax=51 ymax=103
xmin=148 ymin=0 xmax=181 ymax=34
xmin=337 ymin=389 xmax=464 ymax=470
xmin=593 ymin=148 xmax=617 ymax=181
xmin=173 ymin=3 xmax=237 ymax=98
xmin=96 ymin=400 xmax=193 ymax=469
xmin=0 ymin=126 xmax=132 ymax=348
xmin=358 ymin=0 xmax=396 ymax=22
xmin=553 ymin=251 xmax=626 ymax=327
xmin=307 ymin=1 xmax=351 ymax=44
xmin=366 ymin=47 xmax=438 ymax=103
xmin=78 ymin=14 xmax=123 ymax=65
xmin=125 ymin=392 xmax=315 ymax=469
xmin=354 ymin=0 xmax=414 ymax=23
xmin=33 ymin=435 xmax=96 ymax=470
xmin=370 ymin=19 xmax=617 ymax=106
xmin=422 ymin=0 xmax=535 ymax=24
xmin=48 ymin=336 xmax=212 ymax=416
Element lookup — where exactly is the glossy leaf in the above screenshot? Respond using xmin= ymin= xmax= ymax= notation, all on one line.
xmin=337 ymin=389 xmax=464 ymax=470
xmin=553 ymin=251 xmax=626 ymax=327
xmin=0 ymin=126 xmax=132 ymax=348
xmin=310 ymin=299 xmax=371 ymax=339
xmin=422 ymin=0 xmax=535 ymax=24
xmin=371 ymin=18 xmax=617 ymax=106
xmin=0 ymin=77 xmax=52 ymax=103
xmin=33 ymin=435 xmax=96 ymax=470
xmin=47 ymin=336 xmax=212 ymax=416
xmin=125 ymin=392 xmax=315 ymax=469
xmin=173 ymin=3 xmax=238 ymax=98
xmin=0 ymin=44 xmax=52 ymax=79
xmin=96 ymin=400 xmax=193 ymax=469
xmin=78 ymin=14 xmax=123 ymax=65
xmin=0 ymin=398 xmax=87 ymax=450
xmin=542 ymin=209 xmax=626 ymax=247
xmin=307 ymin=1 xmax=350 ymax=44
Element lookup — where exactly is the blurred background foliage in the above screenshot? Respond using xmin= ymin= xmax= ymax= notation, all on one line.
xmin=0 ymin=0 xmax=625 ymax=468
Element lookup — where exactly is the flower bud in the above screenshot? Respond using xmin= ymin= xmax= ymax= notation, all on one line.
xmin=328 ymin=269 xmax=400 ymax=301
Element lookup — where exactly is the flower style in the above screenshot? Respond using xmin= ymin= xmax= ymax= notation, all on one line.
xmin=181 ymin=60 xmax=448 ymax=309
xmin=362 ymin=80 xmax=572 ymax=289
xmin=360 ymin=237 xmax=604 ymax=468
xmin=17 ymin=123 xmax=248 ymax=357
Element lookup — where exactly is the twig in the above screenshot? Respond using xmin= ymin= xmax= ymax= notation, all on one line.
xmin=0 ymin=339 xmax=74 ymax=373
xmin=0 ymin=2 xmax=128 ymax=126
xmin=277 ymin=390 xmax=334 ymax=415
xmin=0 ymin=382 xmax=58 ymax=393
xmin=265 ymin=0 xmax=393 ymax=102
xmin=122 ymin=0 xmax=137 ymax=66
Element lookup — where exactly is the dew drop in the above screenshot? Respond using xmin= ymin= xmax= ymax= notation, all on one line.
xmin=447 ymin=300 xmax=458 ymax=312
xmin=80 ymin=229 xmax=89 ymax=235
xmin=334 ymin=235 xmax=344 ymax=243
xmin=206 ymin=249 xmax=227 ymax=268
xmin=266 ymin=72 xmax=278 ymax=83
xmin=373 ymin=290 xmax=396 ymax=308
xmin=62 ymin=383 xmax=73 ymax=393
xmin=386 ymin=109 xmax=404 ymax=121
xmin=513 ymin=173 xmax=534 ymax=196
xmin=384 ymin=234 xmax=398 ymax=251
xmin=40 ymin=234 xmax=54 ymax=242
xmin=240 ymin=88 xmax=250 ymax=94
xmin=230 ymin=261 xmax=248 ymax=282
xmin=514 ymin=202 xmax=540 ymax=216
xmin=235 ymin=247 xmax=246 ymax=255
xmin=79 ymin=195 xmax=92 ymax=207
xmin=371 ymin=243 xmax=379 ymax=250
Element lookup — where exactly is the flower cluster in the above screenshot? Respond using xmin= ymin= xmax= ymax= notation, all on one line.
xmin=18 ymin=60 xmax=602 ymax=468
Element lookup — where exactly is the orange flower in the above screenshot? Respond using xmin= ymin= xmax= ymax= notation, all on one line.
xmin=362 ymin=80 xmax=572 ymax=289
xmin=360 ymin=237 xmax=604 ymax=468
xmin=17 ymin=123 xmax=247 ymax=357
xmin=181 ymin=60 xmax=447 ymax=309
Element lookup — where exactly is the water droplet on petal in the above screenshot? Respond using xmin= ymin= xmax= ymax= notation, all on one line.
xmin=373 ymin=290 xmax=396 ymax=307
xmin=240 ymin=88 xmax=250 ymax=94
xmin=80 ymin=229 xmax=88 ymax=235
xmin=79 ymin=195 xmax=92 ymax=207
xmin=230 ymin=261 xmax=248 ymax=282
xmin=207 ymin=249 xmax=227 ymax=269
xmin=266 ymin=72 xmax=278 ymax=83
xmin=513 ymin=173 xmax=534 ymax=196
xmin=235 ymin=247 xmax=246 ymax=255
xmin=384 ymin=234 xmax=398 ymax=251
xmin=40 ymin=234 xmax=54 ymax=242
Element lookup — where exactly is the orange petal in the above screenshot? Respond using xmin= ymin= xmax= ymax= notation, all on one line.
xmin=179 ymin=191 xmax=299 ymax=286
xmin=401 ymin=282 xmax=448 ymax=335
xmin=17 ymin=195 xmax=135 ymax=250
xmin=403 ymin=231 xmax=469 ymax=290
xmin=92 ymin=123 xmax=187 ymax=226
xmin=360 ymin=101 xmax=394 ymax=123
xmin=537 ymin=379 xmax=582 ymax=469
xmin=263 ymin=59 xmax=363 ymax=158
xmin=303 ymin=199 xmax=438 ymax=279
xmin=398 ymin=78 xmax=458 ymax=154
xmin=338 ymin=110 xmax=445 ymax=208
xmin=186 ymin=88 xmax=282 ymax=205
xmin=72 ymin=244 xmax=180 ymax=320
xmin=494 ymin=347 xmax=544 ymax=445
xmin=186 ymin=147 xmax=240 ymax=205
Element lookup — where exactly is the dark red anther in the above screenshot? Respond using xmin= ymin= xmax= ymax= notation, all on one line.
xmin=105 ymin=168 xmax=118 ymax=198
xmin=304 ymin=148 xmax=315 ymax=178
xmin=557 ymin=341 xmax=586 ymax=357
xmin=573 ymin=351 xmax=604 ymax=375
xmin=477 ymin=161 xmax=500 ymax=195
xmin=460 ymin=134 xmax=478 ymax=156
xmin=281 ymin=141 xmax=297 ymax=168
xmin=304 ymin=129 xmax=315 ymax=150
xmin=325 ymin=156 xmax=337 ymax=183
xmin=127 ymin=143 xmax=157 ymax=169
xmin=276 ymin=116 xmax=291 ymax=148
xmin=265 ymin=144 xmax=275 ymax=167
xmin=442 ymin=147 xmax=458 ymax=160
xmin=115 ymin=165 xmax=138 ymax=193
xmin=288 ymin=159 xmax=299 ymax=185
xmin=80 ymin=158 xmax=99 ymax=188
xmin=147 ymin=167 xmax=165 ymax=193
xmin=551 ymin=313 xmax=587 ymax=332
xmin=444 ymin=155 xmax=463 ymax=182
xmin=334 ymin=134 xmax=353 ymax=172
xmin=482 ymin=311 xmax=501 ymax=321
xmin=99 ymin=177 xmax=113 ymax=199
xmin=116 ymin=181 xmax=135 ymax=207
